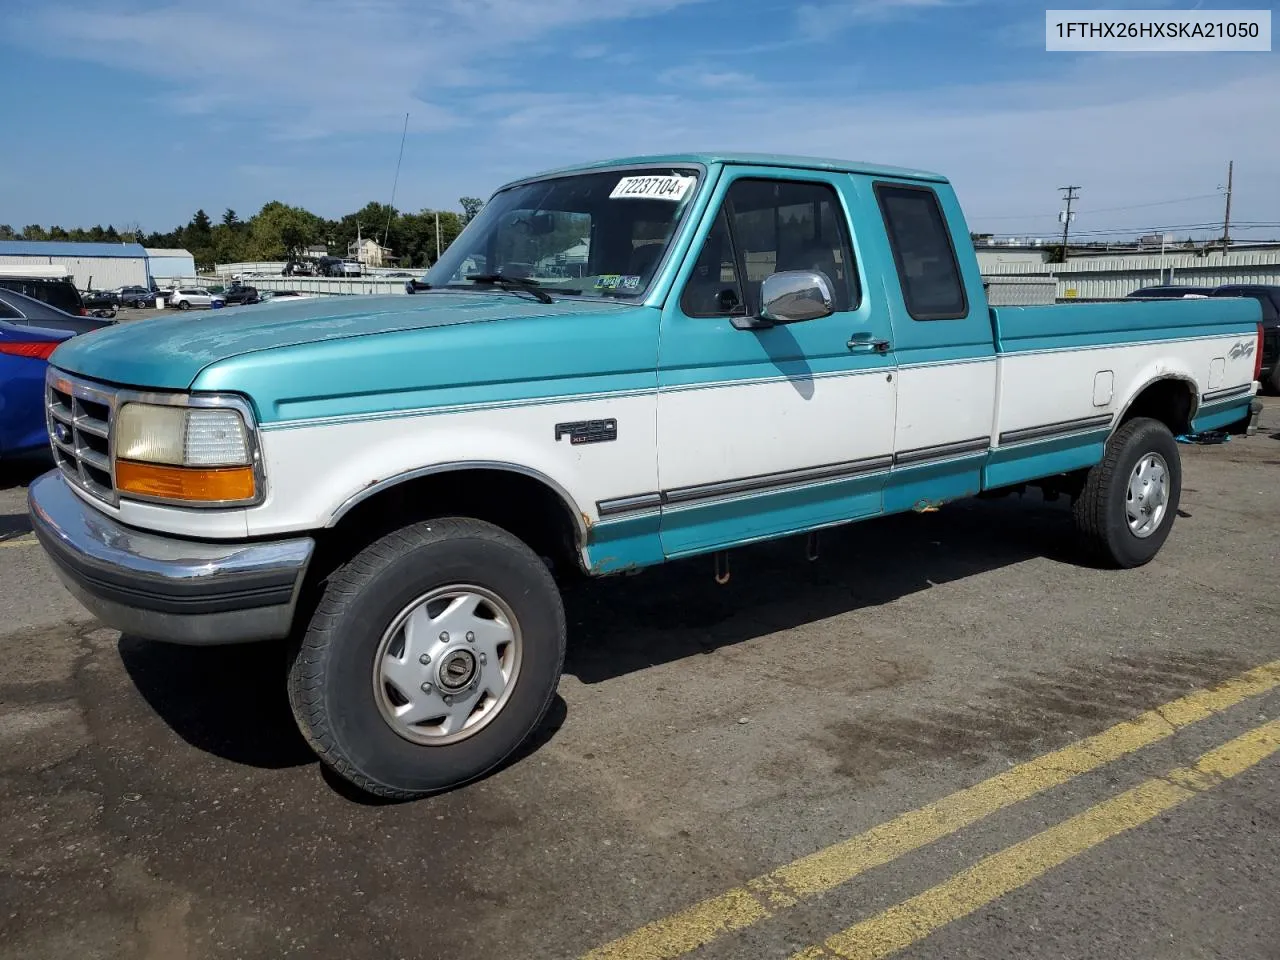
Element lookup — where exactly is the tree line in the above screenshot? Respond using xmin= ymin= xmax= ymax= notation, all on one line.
xmin=0 ymin=197 xmax=486 ymax=271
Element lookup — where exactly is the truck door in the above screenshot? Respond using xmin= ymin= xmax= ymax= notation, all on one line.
xmin=655 ymin=167 xmax=897 ymax=560
xmin=868 ymin=179 xmax=998 ymax=512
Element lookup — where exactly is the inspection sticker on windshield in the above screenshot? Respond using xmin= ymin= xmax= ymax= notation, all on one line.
xmin=610 ymin=174 xmax=695 ymax=201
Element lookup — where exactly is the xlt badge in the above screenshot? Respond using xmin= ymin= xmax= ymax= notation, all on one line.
xmin=554 ymin=419 xmax=617 ymax=445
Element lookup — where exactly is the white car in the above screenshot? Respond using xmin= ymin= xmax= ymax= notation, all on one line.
xmin=167 ymin=287 xmax=225 ymax=310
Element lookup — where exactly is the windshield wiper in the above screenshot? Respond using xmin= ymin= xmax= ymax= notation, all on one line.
xmin=463 ymin=273 xmax=554 ymax=304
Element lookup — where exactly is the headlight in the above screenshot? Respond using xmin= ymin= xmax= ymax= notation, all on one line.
xmin=115 ymin=402 xmax=258 ymax=505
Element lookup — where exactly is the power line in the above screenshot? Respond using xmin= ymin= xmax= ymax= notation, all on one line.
xmin=970 ymin=192 xmax=1224 ymax=222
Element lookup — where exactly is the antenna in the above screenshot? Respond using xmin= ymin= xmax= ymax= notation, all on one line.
xmin=384 ymin=112 xmax=409 ymax=249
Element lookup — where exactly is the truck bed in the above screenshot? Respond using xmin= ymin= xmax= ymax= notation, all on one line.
xmin=990 ymin=296 xmax=1262 ymax=354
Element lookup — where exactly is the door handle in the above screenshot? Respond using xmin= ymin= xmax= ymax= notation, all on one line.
xmin=847 ymin=334 xmax=891 ymax=353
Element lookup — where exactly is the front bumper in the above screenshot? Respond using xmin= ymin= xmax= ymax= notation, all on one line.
xmin=28 ymin=471 xmax=314 ymax=645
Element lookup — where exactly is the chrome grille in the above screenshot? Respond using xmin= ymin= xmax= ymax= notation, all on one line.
xmin=46 ymin=370 xmax=118 ymax=505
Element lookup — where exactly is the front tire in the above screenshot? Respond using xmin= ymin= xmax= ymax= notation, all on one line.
xmin=177 ymin=300 xmax=189 ymax=310
xmin=287 ymin=518 xmax=566 ymax=799
xmin=1073 ymin=417 xmax=1181 ymax=568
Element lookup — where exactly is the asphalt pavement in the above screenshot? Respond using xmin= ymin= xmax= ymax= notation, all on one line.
xmin=2 ymin=401 xmax=1278 ymax=960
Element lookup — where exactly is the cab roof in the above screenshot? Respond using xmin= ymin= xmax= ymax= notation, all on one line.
xmin=501 ymin=152 xmax=948 ymax=190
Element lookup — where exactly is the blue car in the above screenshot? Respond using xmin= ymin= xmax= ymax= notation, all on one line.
xmin=0 ymin=288 xmax=114 ymax=461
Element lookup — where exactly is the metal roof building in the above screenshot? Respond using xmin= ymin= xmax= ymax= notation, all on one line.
xmin=0 ymin=240 xmax=150 ymax=290
xmin=144 ymin=248 xmax=196 ymax=281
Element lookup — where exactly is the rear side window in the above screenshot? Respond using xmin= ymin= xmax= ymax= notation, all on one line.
xmin=0 ymin=278 xmax=82 ymax=315
xmin=874 ymin=183 xmax=967 ymax=321
xmin=0 ymin=300 xmax=21 ymax=320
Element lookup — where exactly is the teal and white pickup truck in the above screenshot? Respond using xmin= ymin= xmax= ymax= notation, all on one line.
xmin=30 ymin=153 xmax=1263 ymax=798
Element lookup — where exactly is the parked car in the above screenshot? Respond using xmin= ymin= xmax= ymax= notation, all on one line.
xmin=167 ymin=287 xmax=225 ymax=310
xmin=1126 ymin=285 xmax=1216 ymax=299
xmin=0 ymin=288 xmax=117 ymax=334
xmin=0 ymin=322 xmax=72 ymax=461
xmin=257 ymin=290 xmax=315 ymax=302
xmin=1211 ymin=284 xmax=1280 ymax=393
xmin=29 ymin=151 xmax=1264 ymax=800
xmin=112 ymin=285 xmax=157 ymax=308
xmin=0 ymin=267 xmax=87 ymax=316
xmin=221 ymin=281 xmax=260 ymax=306
xmin=79 ymin=290 xmax=119 ymax=318
xmin=0 ymin=294 xmax=113 ymax=461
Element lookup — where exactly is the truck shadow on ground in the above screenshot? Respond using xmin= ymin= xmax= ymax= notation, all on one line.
xmin=0 ymin=458 xmax=47 ymax=540
xmin=0 ymin=457 xmax=52 ymax=493
xmin=0 ymin=513 xmax=32 ymax=541
xmin=116 ymin=490 xmax=1076 ymax=782
xmin=117 ymin=631 xmax=569 ymax=789
xmin=563 ymin=490 xmax=1080 ymax=685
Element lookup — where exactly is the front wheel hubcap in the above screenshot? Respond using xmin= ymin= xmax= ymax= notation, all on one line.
xmin=1125 ymin=452 xmax=1170 ymax=539
xmin=373 ymin=585 xmax=522 ymax=745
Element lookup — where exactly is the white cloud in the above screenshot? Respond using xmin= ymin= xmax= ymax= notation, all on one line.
xmin=445 ymin=54 xmax=1279 ymax=239
xmin=5 ymin=0 xmax=1276 ymax=238
xmin=796 ymin=0 xmax=971 ymax=38
xmin=11 ymin=0 xmax=706 ymax=138
xmin=658 ymin=66 xmax=761 ymax=90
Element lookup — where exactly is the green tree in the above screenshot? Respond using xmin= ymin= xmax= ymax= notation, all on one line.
xmin=459 ymin=197 xmax=484 ymax=224
xmin=245 ymin=201 xmax=323 ymax=260
xmin=0 ymin=225 xmax=15 ymax=240
xmin=222 ymin=208 xmax=241 ymax=228
xmin=21 ymin=225 xmax=48 ymax=241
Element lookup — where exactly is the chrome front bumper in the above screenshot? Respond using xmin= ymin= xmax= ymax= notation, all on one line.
xmin=28 ymin=471 xmax=314 ymax=645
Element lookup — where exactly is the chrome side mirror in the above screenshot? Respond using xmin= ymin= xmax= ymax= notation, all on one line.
xmin=732 ymin=271 xmax=835 ymax=329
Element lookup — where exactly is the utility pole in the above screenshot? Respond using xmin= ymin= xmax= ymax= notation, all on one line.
xmin=1222 ymin=160 xmax=1233 ymax=255
xmin=1058 ymin=185 xmax=1080 ymax=261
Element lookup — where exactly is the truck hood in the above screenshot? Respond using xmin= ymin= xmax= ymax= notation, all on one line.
xmin=49 ymin=292 xmax=631 ymax=390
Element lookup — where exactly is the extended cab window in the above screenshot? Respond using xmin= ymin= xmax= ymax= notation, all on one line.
xmin=875 ymin=183 xmax=967 ymax=321
xmin=682 ymin=178 xmax=858 ymax=319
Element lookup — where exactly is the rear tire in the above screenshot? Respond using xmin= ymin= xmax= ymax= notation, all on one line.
xmin=1267 ymin=365 xmax=1280 ymax=396
xmin=1073 ymin=417 xmax=1181 ymax=568
xmin=287 ymin=518 xmax=566 ymax=799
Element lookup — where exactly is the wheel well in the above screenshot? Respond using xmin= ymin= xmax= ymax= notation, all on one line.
xmin=1118 ymin=378 xmax=1194 ymax=435
xmin=314 ymin=468 xmax=585 ymax=582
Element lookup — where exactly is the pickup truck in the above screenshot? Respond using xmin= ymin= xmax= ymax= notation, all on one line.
xmin=28 ymin=152 xmax=1263 ymax=799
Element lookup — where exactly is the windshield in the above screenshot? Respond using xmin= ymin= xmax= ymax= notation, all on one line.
xmin=424 ymin=166 xmax=702 ymax=299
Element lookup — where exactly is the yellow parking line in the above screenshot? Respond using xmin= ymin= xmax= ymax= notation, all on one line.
xmin=793 ymin=718 xmax=1280 ymax=960
xmin=582 ymin=659 xmax=1280 ymax=960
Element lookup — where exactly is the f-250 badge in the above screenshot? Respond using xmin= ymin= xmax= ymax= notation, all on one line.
xmin=554 ymin=419 xmax=617 ymax=445
xmin=1228 ymin=340 xmax=1256 ymax=360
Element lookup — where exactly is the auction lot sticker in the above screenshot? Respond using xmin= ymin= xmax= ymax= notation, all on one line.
xmin=610 ymin=175 xmax=696 ymax=201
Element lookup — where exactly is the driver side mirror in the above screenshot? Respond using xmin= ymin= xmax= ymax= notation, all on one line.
xmin=731 ymin=270 xmax=835 ymax=330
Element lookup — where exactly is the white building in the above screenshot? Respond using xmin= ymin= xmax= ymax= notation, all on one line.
xmin=0 ymin=240 xmax=150 ymax=290
xmin=348 ymin=237 xmax=396 ymax=268
xmin=0 ymin=240 xmax=197 ymax=290
xmin=144 ymin=248 xmax=196 ymax=282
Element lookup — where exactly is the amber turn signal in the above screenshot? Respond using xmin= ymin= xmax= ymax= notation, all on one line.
xmin=116 ymin=460 xmax=256 ymax=503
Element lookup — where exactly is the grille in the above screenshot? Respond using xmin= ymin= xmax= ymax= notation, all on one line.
xmin=46 ymin=371 xmax=118 ymax=505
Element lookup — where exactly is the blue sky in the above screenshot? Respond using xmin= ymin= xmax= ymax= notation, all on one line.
xmin=1 ymin=0 xmax=1276 ymax=243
